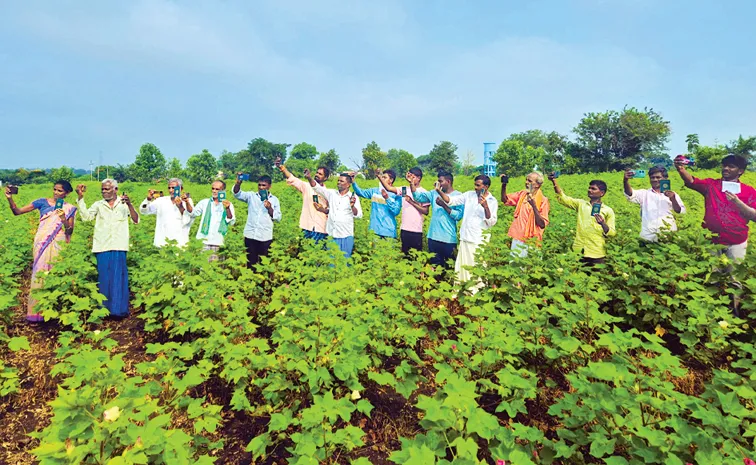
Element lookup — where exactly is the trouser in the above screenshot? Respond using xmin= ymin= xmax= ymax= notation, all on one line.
xmin=510 ymin=239 xmax=530 ymax=258
xmin=401 ymin=230 xmax=423 ymax=256
xmin=455 ymin=240 xmax=486 ymax=294
xmin=428 ymin=238 xmax=456 ymax=268
xmin=96 ymin=251 xmax=129 ymax=317
xmin=333 ymin=236 xmax=355 ymax=259
xmin=203 ymin=244 xmax=221 ymax=262
xmin=580 ymin=256 xmax=606 ymax=270
xmin=720 ymin=241 xmax=748 ymax=262
xmin=245 ymin=237 xmax=273 ymax=268
xmin=303 ymin=228 xmax=328 ymax=242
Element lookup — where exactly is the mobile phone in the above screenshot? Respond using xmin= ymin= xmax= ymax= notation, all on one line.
xmin=659 ymin=180 xmax=670 ymax=193
xmin=434 ymin=181 xmax=440 ymax=190
xmin=633 ymin=170 xmax=646 ymax=178
xmin=7 ymin=185 xmax=18 ymax=195
xmin=218 ymin=191 xmax=226 ymax=201
xmin=238 ymin=174 xmax=250 ymax=181
xmin=553 ymin=171 xmax=561 ymax=178
xmin=260 ymin=190 xmax=269 ymax=202
xmin=500 ymin=174 xmax=509 ymax=184
xmin=401 ymin=186 xmax=407 ymax=196
xmin=591 ymin=203 xmax=601 ymax=216
xmin=312 ymin=194 xmax=319 ymax=204
xmin=55 ymin=198 xmax=64 ymax=210
xmin=172 ymin=186 xmax=181 ymax=198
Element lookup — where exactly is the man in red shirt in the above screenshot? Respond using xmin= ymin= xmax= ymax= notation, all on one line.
xmin=675 ymin=154 xmax=756 ymax=261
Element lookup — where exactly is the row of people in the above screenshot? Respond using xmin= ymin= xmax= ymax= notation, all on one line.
xmin=5 ymin=155 xmax=756 ymax=322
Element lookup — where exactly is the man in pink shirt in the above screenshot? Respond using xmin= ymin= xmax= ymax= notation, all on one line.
xmin=380 ymin=167 xmax=430 ymax=256
xmin=676 ymin=154 xmax=756 ymax=261
xmin=276 ymin=158 xmax=330 ymax=241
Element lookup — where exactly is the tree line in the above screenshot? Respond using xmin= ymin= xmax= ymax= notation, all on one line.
xmin=2 ymin=106 xmax=754 ymax=185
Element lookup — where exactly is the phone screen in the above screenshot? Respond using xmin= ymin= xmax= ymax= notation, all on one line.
xmin=312 ymin=194 xmax=319 ymax=204
xmin=8 ymin=185 xmax=18 ymax=195
xmin=401 ymin=186 xmax=407 ymax=196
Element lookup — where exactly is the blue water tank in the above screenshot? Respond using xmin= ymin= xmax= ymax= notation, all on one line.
xmin=483 ymin=142 xmax=497 ymax=176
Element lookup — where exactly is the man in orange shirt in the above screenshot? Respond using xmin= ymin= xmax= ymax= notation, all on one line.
xmin=500 ymin=171 xmax=550 ymax=257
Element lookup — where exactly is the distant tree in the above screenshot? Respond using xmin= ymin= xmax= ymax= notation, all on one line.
xmin=727 ymin=135 xmax=756 ymax=165
xmin=218 ymin=150 xmax=240 ymax=176
xmin=290 ymin=142 xmax=318 ymax=161
xmin=425 ymin=141 xmax=458 ymax=175
xmin=185 ymin=149 xmax=218 ymax=183
xmin=316 ymin=149 xmax=340 ymax=173
xmin=386 ymin=148 xmax=417 ymax=176
xmin=416 ymin=154 xmax=432 ymax=171
xmin=572 ymin=107 xmax=671 ymax=172
xmin=110 ymin=164 xmax=131 ymax=182
xmin=48 ymin=166 xmax=75 ymax=183
xmin=685 ymin=133 xmax=700 ymax=154
xmin=493 ymin=140 xmax=546 ymax=177
xmin=166 ymin=157 xmax=184 ymax=179
xmin=237 ymin=138 xmax=290 ymax=181
xmin=693 ymin=144 xmax=729 ymax=169
xmin=132 ymin=143 xmax=167 ymax=182
xmin=461 ymin=150 xmax=477 ymax=176
xmin=361 ymin=141 xmax=388 ymax=179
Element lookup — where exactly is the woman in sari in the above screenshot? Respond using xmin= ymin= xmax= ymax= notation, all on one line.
xmin=6 ymin=180 xmax=77 ymax=322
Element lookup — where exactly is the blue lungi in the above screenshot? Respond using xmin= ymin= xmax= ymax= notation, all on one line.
xmin=95 ymin=251 xmax=129 ymax=317
xmin=303 ymin=229 xmax=328 ymax=242
xmin=333 ymin=236 xmax=355 ymax=259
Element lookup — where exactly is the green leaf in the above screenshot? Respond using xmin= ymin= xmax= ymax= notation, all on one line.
xmin=8 ymin=336 xmax=30 ymax=352
xmin=589 ymin=435 xmax=616 ymax=458
xmin=604 ymin=457 xmax=629 ymax=465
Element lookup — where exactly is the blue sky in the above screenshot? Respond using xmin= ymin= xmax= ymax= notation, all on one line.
xmin=1 ymin=0 xmax=754 ymax=170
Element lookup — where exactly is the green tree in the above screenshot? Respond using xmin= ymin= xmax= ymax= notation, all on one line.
xmin=727 ymin=135 xmax=756 ymax=165
xmin=48 ymin=166 xmax=75 ymax=183
xmin=493 ymin=140 xmax=546 ymax=177
xmin=316 ymin=149 xmax=340 ymax=173
xmin=386 ymin=148 xmax=417 ymax=176
xmin=685 ymin=133 xmax=700 ymax=153
xmin=237 ymin=138 xmax=290 ymax=181
xmin=185 ymin=149 xmax=218 ymax=183
xmin=693 ymin=144 xmax=729 ymax=169
xmin=132 ymin=143 xmax=167 ymax=182
xmin=166 ymin=157 xmax=183 ymax=179
xmin=290 ymin=142 xmax=318 ymax=161
xmin=218 ymin=150 xmax=240 ymax=177
xmin=572 ymin=107 xmax=671 ymax=172
xmin=425 ymin=141 xmax=458 ymax=175
xmin=361 ymin=141 xmax=388 ymax=179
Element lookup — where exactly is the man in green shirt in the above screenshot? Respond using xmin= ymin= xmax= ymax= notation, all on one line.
xmin=76 ymin=179 xmax=139 ymax=319
xmin=548 ymin=174 xmax=616 ymax=266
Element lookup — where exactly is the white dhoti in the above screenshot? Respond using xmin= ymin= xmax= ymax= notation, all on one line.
xmin=455 ymin=240 xmax=485 ymax=294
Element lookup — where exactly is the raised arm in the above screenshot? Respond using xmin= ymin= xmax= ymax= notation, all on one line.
xmin=674 ymin=162 xmax=705 ymax=194
xmin=351 ymin=181 xmax=372 ymax=199
xmin=623 ymin=170 xmax=634 ymax=197
xmin=377 ymin=174 xmax=399 ymax=195
xmin=5 ymin=188 xmax=36 ymax=216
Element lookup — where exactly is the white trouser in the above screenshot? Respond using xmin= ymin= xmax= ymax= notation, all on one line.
xmin=510 ymin=239 xmax=529 ymax=258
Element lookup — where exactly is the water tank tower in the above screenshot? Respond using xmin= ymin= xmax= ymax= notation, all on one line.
xmin=483 ymin=142 xmax=497 ymax=177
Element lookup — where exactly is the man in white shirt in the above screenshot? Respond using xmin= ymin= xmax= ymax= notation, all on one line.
xmin=186 ymin=180 xmax=236 ymax=261
xmin=437 ymin=175 xmax=498 ymax=289
xmin=233 ymin=174 xmax=282 ymax=268
xmin=76 ymin=179 xmax=139 ymax=319
xmin=623 ymin=166 xmax=685 ymax=242
xmin=139 ymin=178 xmax=194 ymax=247
xmin=309 ymin=172 xmax=363 ymax=259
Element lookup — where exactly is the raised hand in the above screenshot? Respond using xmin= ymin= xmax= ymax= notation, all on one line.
xmin=594 ymin=213 xmax=606 ymax=225
xmin=76 ymin=184 xmax=87 ymax=198
xmin=664 ymin=190 xmax=676 ymax=200
xmin=303 ymin=168 xmax=311 ymax=179
xmin=624 ymin=169 xmax=634 ymax=180
xmin=313 ymin=203 xmax=327 ymax=213
xmin=56 ymin=209 xmax=66 ymax=221
xmin=350 ymin=195 xmax=356 ymax=207
xmin=172 ymin=196 xmax=183 ymax=207
xmin=435 ymin=196 xmax=446 ymax=207
xmin=274 ymin=157 xmax=282 ymax=168
xmin=381 ymin=189 xmax=389 ymax=200
xmin=263 ymin=199 xmax=272 ymax=209
xmin=147 ymin=189 xmax=156 ymax=201
xmin=547 ymin=172 xmax=557 ymax=182
xmin=121 ymin=193 xmax=131 ymax=205
xmin=4 ymin=187 xmax=12 ymax=199
xmin=500 ymin=174 xmax=508 ymax=184
xmin=222 ymin=199 xmax=231 ymax=208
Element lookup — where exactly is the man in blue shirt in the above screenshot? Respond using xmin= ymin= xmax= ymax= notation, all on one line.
xmin=411 ymin=170 xmax=464 ymax=268
xmin=233 ymin=174 xmax=282 ymax=267
xmin=350 ymin=170 xmax=402 ymax=239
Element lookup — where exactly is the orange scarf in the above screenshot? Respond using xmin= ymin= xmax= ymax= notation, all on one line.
xmin=513 ymin=188 xmax=544 ymax=239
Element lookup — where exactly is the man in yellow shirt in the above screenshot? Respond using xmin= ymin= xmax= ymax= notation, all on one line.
xmin=548 ymin=173 xmax=616 ymax=266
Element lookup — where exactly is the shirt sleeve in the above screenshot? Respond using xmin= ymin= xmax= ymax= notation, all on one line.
xmin=450 ymin=204 xmax=465 ymax=221
xmin=77 ymin=199 xmax=98 ymax=222
xmin=387 ymin=194 xmax=402 ymax=216
xmin=352 ymin=182 xmax=372 ymax=199
xmin=32 ymin=198 xmax=47 ymax=211
xmin=234 ymin=189 xmax=252 ymax=203
xmin=287 ymin=176 xmax=307 ymax=194
xmin=139 ymin=198 xmax=157 ymax=215
xmin=556 ymin=191 xmax=580 ymax=211
xmin=604 ymin=208 xmax=617 ymax=237
xmin=675 ymin=194 xmax=686 ymax=214
xmin=190 ymin=199 xmax=206 ymax=218
xmin=313 ymin=183 xmax=329 ymax=198
xmin=413 ymin=190 xmax=432 ymax=203
xmin=484 ymin=197 xmax=498 ymax=228
xmin=540 ymin=197 xmax=550 ymax=227
xmin=504 ymin=190 xmax=524 ymax=207
xmin=226 ymin=203 xmax=236 ymax=225
xmin=181 ymin=198 xmax=195 ymax=226
xmin=447 ymin=191 xmax=467 ymax=207
xmin=625 ymin=189 xmax=644 ymax=205
xmin=353 ymin=195 xmax=364 ymax=219
xmin=271 ymin=197 xmax=282 ymax=222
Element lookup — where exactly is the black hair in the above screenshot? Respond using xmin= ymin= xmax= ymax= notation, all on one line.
xmin=384 ymin=169 xmax=397 ymax=182
xmin=258 ymin=175 xmax=272 ymax=185
xmin=55 ymin=180 xmax=73 ymax=193
xmin=317 ymin=166 xmax=331 ymax=179
xmin=722 ymin=155 xmax=748 ymax=171
xmin=437 ymin=170 xmax=454 ymax=183
xmin=339 ymin=173 xmax=353 ymax=184
xmin=590 ymin=180 xmax=608 ymax=193
xmin=409 ymin=167 xmax=423 ymax=179
xmin=474 ymin=174 xmax=491 ymax=187
xmin=648 ymin=166 xmax=668 ymax=178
